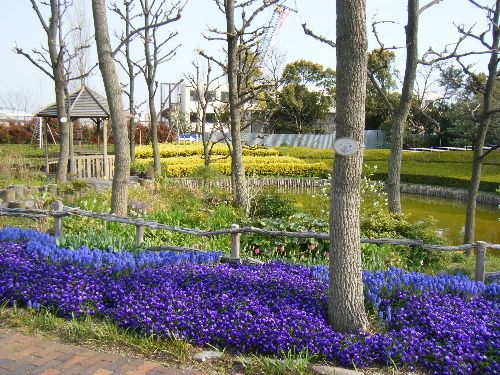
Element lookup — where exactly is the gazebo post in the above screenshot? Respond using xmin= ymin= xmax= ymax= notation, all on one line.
xmin=69 ymin=119 xmax=75 ymax=177
xmin=44 ymin=118 xmax=49 ymax=175
xmin=97 ymin=119 xmax=101 ymax=150
xmin=103 ymin=119 xmax=109 ymax=180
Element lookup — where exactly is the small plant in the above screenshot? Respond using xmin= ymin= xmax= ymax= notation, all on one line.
xmin=243 ymin=349 xmax=313 ymax=375
xmin=242 ymin=213 xmax=329 ymax=263
xmin=190 ymin=165 xmax=223 ymax=180
xmin=250 ymin=189 xmax=298 ymax=219
xmin=128 ymin=199 xmax=150 ymax=218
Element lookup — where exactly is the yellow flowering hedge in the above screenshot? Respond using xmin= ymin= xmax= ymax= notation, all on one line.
xmin=135 ymin=143 xmax=279 ymax=159
xmin=133 ymin=154 xmax=329 ymax=177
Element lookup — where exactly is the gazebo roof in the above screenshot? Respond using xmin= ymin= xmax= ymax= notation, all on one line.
xmin=35 ymin=85 xmax=133 ymax=119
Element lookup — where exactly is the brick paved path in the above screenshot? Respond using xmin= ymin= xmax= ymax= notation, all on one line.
xmin=0 ymin=329 xmax=206 ymax=375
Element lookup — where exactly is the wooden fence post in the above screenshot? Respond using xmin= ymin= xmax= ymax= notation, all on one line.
xmin=475 ymin=241 xmax=486 ymax=282
xmin=135 ymin=225 xmax=145 ymax=246
xmin=231 ymin=224 xmax=241 ymax=259
xmin=52 ymin=200 xmax=64 ymax=238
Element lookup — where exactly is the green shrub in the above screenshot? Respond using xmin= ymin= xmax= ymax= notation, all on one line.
xmin=250 ymin=189 xmax=298 ymax=219
xmin=190 ymin=165 xmax=223 ymax=180
xmin=241 ymin=213 xmax=329 ymax=263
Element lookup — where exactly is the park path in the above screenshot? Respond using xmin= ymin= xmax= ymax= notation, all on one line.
xmin=0 ymin=328 xmax=206 ymax=375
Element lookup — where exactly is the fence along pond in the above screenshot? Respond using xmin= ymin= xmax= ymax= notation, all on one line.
xmin=1 ymin=201 xmax=499 ymax=283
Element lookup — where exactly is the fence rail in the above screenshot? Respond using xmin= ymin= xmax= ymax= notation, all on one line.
xmin=1 ymin=202 xmax=498 ymax=282
xmin=48 ymin=155 xmax=116 ymax=179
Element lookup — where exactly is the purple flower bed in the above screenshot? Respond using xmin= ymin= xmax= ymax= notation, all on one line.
xmin=0 ymin=226 xmax=222 ymax=271
xmin=0 ymin=228 xmax=498 ymax=374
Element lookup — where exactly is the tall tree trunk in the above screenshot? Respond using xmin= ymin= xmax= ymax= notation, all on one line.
xmin=225 ymin=0 xmax=248 ymax=209
xmin=387 ymin=0 xmax=419 ymax=213
xmin=125 ymin=1 xmax=137 ymax=164
xmin=148 ymin=84 xmax=161 ymax=174
xmin=129 ymin=117 xmax=136 ymax=163
xmin=143 ymin=0 xmax=162 ymax=175
xmin=92 ymin=0 xmax=130 ymax=216
xmin=464 ymin=0 xmax=500 ymax=244
xmin=47 ymin=0 xmax=70 ymax=183
xmin=330 ymin=0 xmax=368 ymax=332
xmin=54 ymin=71 xmax=70 ymax=182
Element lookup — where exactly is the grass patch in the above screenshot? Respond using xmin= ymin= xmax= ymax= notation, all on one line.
xmin=241 ymin=350 xmax=314 ymax=375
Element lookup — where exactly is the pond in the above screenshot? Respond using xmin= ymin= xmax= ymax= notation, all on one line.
xmin=289 ymin=190 xmax=499 ymax=245
xmin=402 ymin=194 xmax=499 ymax=245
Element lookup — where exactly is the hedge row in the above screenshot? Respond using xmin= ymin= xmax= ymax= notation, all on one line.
xmin=134 ymin=143 xmax=279 ymax=159
xmin=133 ymin=155 xmax=329 ymax=178
xmin=278 ymin=147 xmax=500 ymax=166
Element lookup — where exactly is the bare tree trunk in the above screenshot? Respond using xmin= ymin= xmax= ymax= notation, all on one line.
xmin=143 ymin=1 xmax=161 ymax=175
xmin=50 ymin=0 xmax=70 ymax=183
xmin=129 ymin=117 xmax=136 ymax=163
xmin=329 ymin=0 xmax=369 ymax=332
xmin=54 ymin=71 xmax=70 ymax=182
xmin=464 ymin=144 xmax=485 ymax=243
xmin=92 ymin=0 xmax=130 ymax=216
xmin=148 ymin=84 xmax=161 ymax=174
xmin=387 ymin=0 xmax=419 ymax=213
xmin=125 ymin=1 xmax=136 ymax=164
xmin=464 ymin=0 xmax=499 ymax=244
xmin=226 ymin=0 xmax=248 ymax=209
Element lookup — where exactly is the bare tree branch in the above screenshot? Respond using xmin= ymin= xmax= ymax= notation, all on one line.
xmin=302 ymin=23 xmax=336 ymax=48
xmin=29 ymin=0 xmax=49 ymax=34
xmin=419 ymin=0 xmax=445 ymax=15
xmin=14 ymin=47 xmax=54 ymax=79
xmin=111 ymin=3 xmax=183 ymax=57
xmin=198 ymin=50 xmax=227 ymax=71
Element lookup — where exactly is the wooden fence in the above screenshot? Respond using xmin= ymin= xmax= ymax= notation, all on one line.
xmin=173 ymin=177 xmax=329 ymax=193
xmin=1 ymin=201 xmax=499 ymax=282
xmin=48 ymin=155 xmax=116 ymax=179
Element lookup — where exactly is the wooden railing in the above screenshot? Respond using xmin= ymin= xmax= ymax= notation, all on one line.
xmin=48 ymin=155 xmax=115 ymax=179
xmin=74 ymin=155 xmax=115 ymax=179
xmin=1 ymin=201 xmax=499 ymax=282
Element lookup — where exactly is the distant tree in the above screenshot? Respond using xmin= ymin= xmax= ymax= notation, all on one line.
xmin=68 ymin=0 xmax=93 ymax=90
xmin=281 ymin=60 xmax=336 ymax=91
xmin=15 ymin=0 xmax=81 ymax=182
xmin=185 ymin=57 xmax=224 ymax=166
xmin=111 ymin=0 xmax=142 ymax=164
xmin=366 ymin=0 xmax=444 ymax=213
xmin=201 ymin=0 xmax=280 ymax=210
xmin=365 ymin=49 xmax=398 ymax=130
xmin=267 ymin=60 xmax=335 ymax=133
xmin=269 ymin=84 xmax=332 ymax=133
xmin=422 ymin=0 xmax=500 ymax=243
xmin=134 ymin=0 xmax=183 ymax=175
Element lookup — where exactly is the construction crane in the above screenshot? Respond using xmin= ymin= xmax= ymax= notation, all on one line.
xmin=260 ymin=2 xmax=297 ymax=61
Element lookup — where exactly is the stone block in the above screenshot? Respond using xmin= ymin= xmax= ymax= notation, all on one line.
xmin=310 ymin=365 xmax=363 ymax=375
xmin=193 ymin=350 xmax=223 ymax=362
xmin=8 ymin=201 xmax=26 ymax=209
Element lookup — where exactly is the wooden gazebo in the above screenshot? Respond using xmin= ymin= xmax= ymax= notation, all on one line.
xmin=36 ymin=85 xmax=132 ymax=179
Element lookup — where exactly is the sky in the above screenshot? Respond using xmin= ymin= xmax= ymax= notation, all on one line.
xmin=0 ymin=0 xmax=491 ymax=114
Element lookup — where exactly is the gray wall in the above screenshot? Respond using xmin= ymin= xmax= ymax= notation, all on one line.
xmin=206 ymin=130 xmax=387 ymax=149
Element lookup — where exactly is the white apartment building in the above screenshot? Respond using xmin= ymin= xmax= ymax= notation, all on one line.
xmin=162 ymin=81 xmax=335 ymax=134
xmin=176 ymin=81 xmax=230 ymax=133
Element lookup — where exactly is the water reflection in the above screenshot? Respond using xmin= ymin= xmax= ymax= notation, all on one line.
xmin=401 ymin=194 xmax=499 ymax=245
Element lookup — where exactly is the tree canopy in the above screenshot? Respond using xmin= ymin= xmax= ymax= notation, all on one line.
xmin=266 ymin=60 xmax=335 ymax=133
